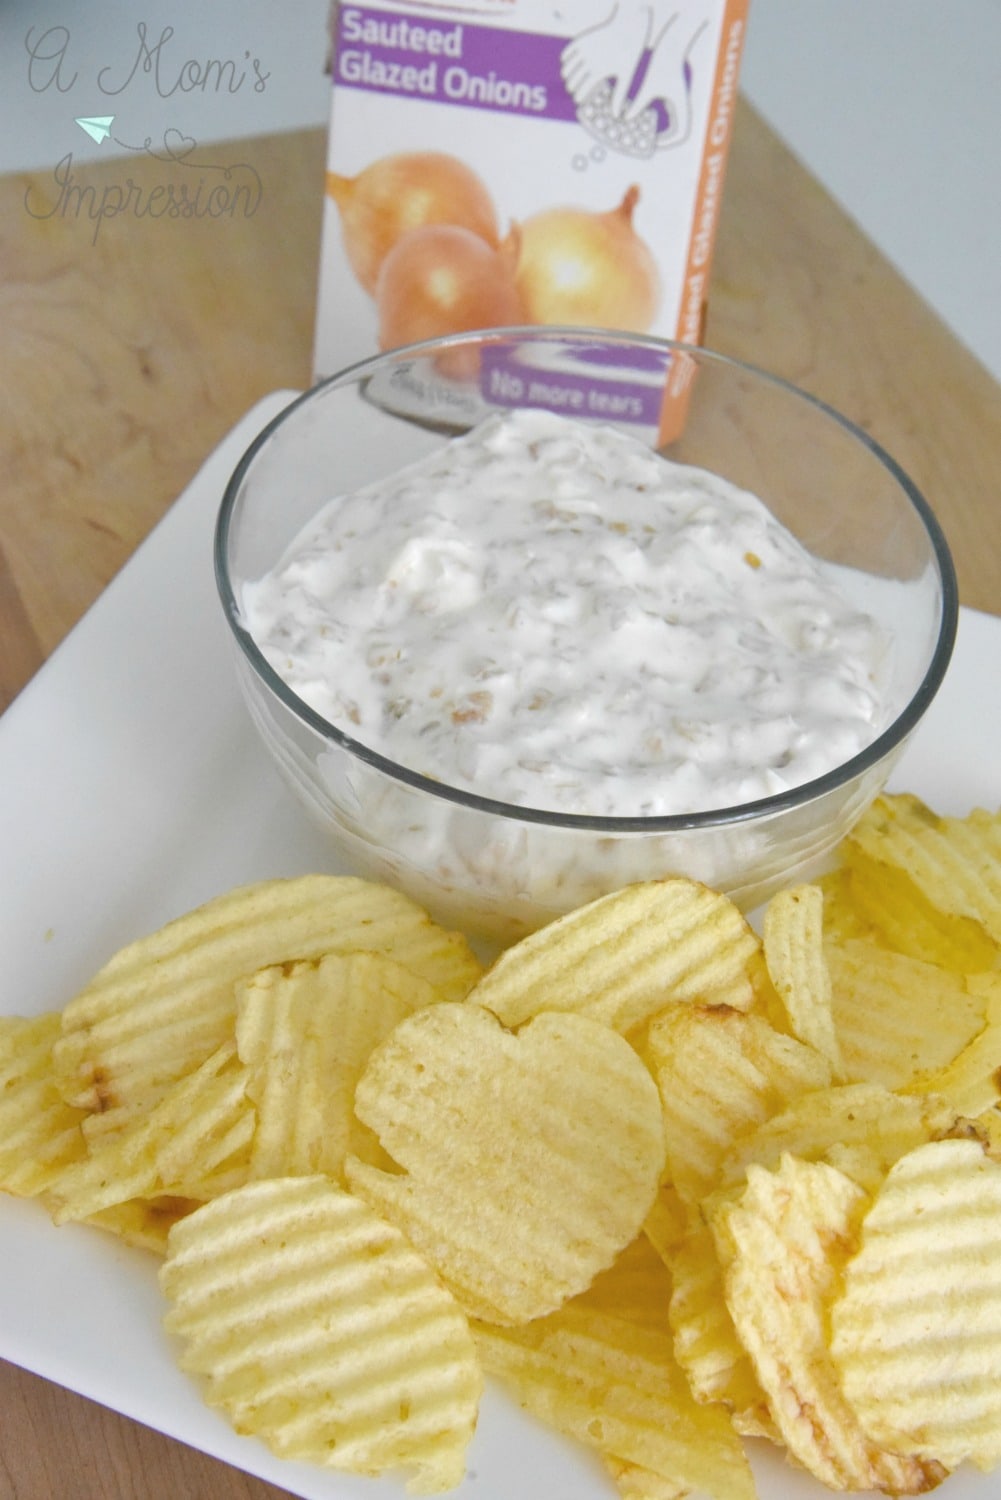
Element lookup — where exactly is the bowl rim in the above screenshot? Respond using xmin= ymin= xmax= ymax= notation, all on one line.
xmin=214 ymin=326 xmax=959 ymax=834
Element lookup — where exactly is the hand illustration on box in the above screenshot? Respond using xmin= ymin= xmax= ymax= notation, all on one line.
xmin=560 ymin=2 xmax=657 ymax=117
xmin=561 ymin=3 xmax=709 ymax=158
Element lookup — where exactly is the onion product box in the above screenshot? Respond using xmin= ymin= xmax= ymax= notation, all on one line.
xmin=315 ymin=0 xmax=748 ymax=437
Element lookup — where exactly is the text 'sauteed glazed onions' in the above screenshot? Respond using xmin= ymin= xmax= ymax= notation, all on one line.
xmin=243 ymin=409 xmax=891 ymax=820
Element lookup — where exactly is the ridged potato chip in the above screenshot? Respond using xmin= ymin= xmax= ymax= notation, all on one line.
xmin=977 ymin=1103 xmax=1001 ymax=1158
xmin=906 ymin=976 xmax=1001 ymax=1117
xmin=763 ymin=884 xmax=843 ymax=1073
xmin=0 ymin=1012 xmax=86 ymax=1196
xmin=717 ymin=1081 xmax=966 ymax=1198
xmin=933 ymin=806 xmax=1001 ymax=940
xmin=836 ymin=850 xmax=999 ymax=971
xmin=346 ymin=1003 xmax=664 ymax=1324
xmin=601 ymin=1455 xmax=688 ymax=1500
xmin=647 ymin=1182 xmax=783 ymax=1438
xmin=577 ymin=1233 xmax=673 ymax=1333
xmin=831 ymin=1137 xmax=1001 ymax=1473
xmin=55 ymin=876 xmax=482 ymax=1117
xmin=641 ymin=1183 xmax=687 ymax=1262
xmin=646 ymin=1004 xmax=831 ymax=1203
xmin=826 ymin=938 xmax=986 ymax=1090
xmin=235 ymin=951 xmax=441 ymax=1181
xmin=13 ymin=804 xmax=1001 ymax=1497
xmin=845 ymin=795 xmax=1001 ymax=943
xmin=711 ymin=1154 xmax=944 ymax=1494
xmin=815 ymin=868 xmax=879 ymax=946
xmin=50 ymin=1040 xmax=253 ymax=1223
xmin=475 ymin=1260 xmax=756 ymax=1500
xmin=87 ymin=1195 xmax=200 ymax=1255
xmin=160 ymin=1176 xmax=482 ymax=1492
xmin=469 ymin=878 xmax=765 ymax=1035
xmin=154 ymin=1078 xmax=256 ymax=1202
xmin=663 ymin=1212 xmax=772 ymax=1436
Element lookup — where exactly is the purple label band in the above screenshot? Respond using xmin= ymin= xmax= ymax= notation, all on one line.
xmin=479 ymin=343 xmax=670 ymax=428
xmin=334 ymin=4 xmax=579 ymax=121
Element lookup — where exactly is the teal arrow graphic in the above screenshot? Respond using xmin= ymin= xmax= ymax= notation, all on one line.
xmin=75 ymin=115 xmax=115 ymax=145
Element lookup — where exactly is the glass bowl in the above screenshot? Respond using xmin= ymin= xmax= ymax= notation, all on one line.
xmin=215 ymin=328 xmax=957 ymax=946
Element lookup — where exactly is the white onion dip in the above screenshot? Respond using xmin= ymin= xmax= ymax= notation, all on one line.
xmin=242 ymin=408 xmax=890 ymax=817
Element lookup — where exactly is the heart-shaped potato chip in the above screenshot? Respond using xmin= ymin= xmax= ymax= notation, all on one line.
xmin=346 ymin=1003 xmax=664 ymax=1325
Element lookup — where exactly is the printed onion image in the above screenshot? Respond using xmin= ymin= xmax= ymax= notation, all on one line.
xmin=376 ymin=223 xmax=523 ymax=376
xmin=326 ymin=152 xmax=500 ymax=295
xmin=511 ymin=185 xmax=660 ymax=333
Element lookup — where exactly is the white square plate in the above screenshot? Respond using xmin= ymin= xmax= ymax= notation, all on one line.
xmin=2 ymin=394 xmax=998 ymax=1499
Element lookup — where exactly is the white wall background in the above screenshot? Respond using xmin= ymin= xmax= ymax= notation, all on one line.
xmin=3 ymin=0 xmax=999 ymax=383
xmin=739 ymin=0 xmax=1001 ymax=387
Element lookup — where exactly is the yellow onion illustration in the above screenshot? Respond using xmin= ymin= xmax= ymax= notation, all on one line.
xmin=326 ymin=152 xmax=500 ymax=295
xmin=376 ymin=223 xmax=523 ymax=375
xmin=511 ymin=185 xmax=660 ymax=332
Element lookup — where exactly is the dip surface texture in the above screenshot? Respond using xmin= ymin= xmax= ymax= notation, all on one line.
xmin=243 ymin=409 xmax=888 ymax=817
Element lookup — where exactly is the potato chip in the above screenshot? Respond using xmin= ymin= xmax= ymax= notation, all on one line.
xmin=346 ymin=1003 xmax=664 ymax=1324
xmin=0 ymin=1012 xmax=86 ymax=1196
xmin=86 ymin=1196 xmax=200 ymax=1255
xmin=77 ymin=1093 xmax=255 ymax=1208
xmin=55 ymin=875 xmax=482 ymax=1118
xmin=50 ymin=1040 xmax=253 ymax=1222
xmin=545 ymin=1246 xmax=695 ymax=1490
xmin=235 ymin=951 xmax=440 ymax=1181
xmin=711 ymin=1153 xmax=944 ymax=1493
xmin=475 ymin=1299 xmax=755 ymax=1500
xmin=837 ymin=849 xmax=999 ymax=971
xmin=601 ymin=1455 xmax=688 ymax=1500
xmin=469 ymin=879 xmax=764 ymax=1035
xmin=160 ymin=1176 xmax=482 ymax=1491
xmin=831 ymin=1137 xmax=1001 ymax=1472
xmin=717 ymin=1081 xmax=966 ymax=1198
xmin=16 ymin=825 xmax=1001 ymax=1495
xmin=827 ymin=938 xmax=986 ymax=1089
xmin=646 ymin=1004 xmax=831 ymax=1203
xmin=763 ymin=884 xmax=843 ymax=1073
xmin=906 ymin=977 xmax=1001 ymax=1117
xmin=576 ymin=1232 xmax=673 ymax=1333
xmin=652 ymin=1195 xmax=777 ymax=1436
xmin=153 ymin=1063 xmax=256 ymax=1202
xmin=814 ymin=868 xmax=880 ymax=947
xmin=846 ymin=794 xmax=1001 ymax=943
xmin=78 ymin=1096 xmax=154 ymax=1147
xmin=641 ymin=1183 xmax=687 ymax=1263
xmin=663 ymin=1212 xmax=772 ymax=1436
xmin=978 ymin=1104 xmax=1001 ymax=1158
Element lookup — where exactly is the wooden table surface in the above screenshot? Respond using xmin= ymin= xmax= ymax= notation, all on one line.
xmin=0 ymin=102 xmax=999 ymax=1499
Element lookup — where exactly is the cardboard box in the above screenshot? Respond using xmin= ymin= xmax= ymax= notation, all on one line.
xmin=315 ymin=0 xmax=748 ymax=433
